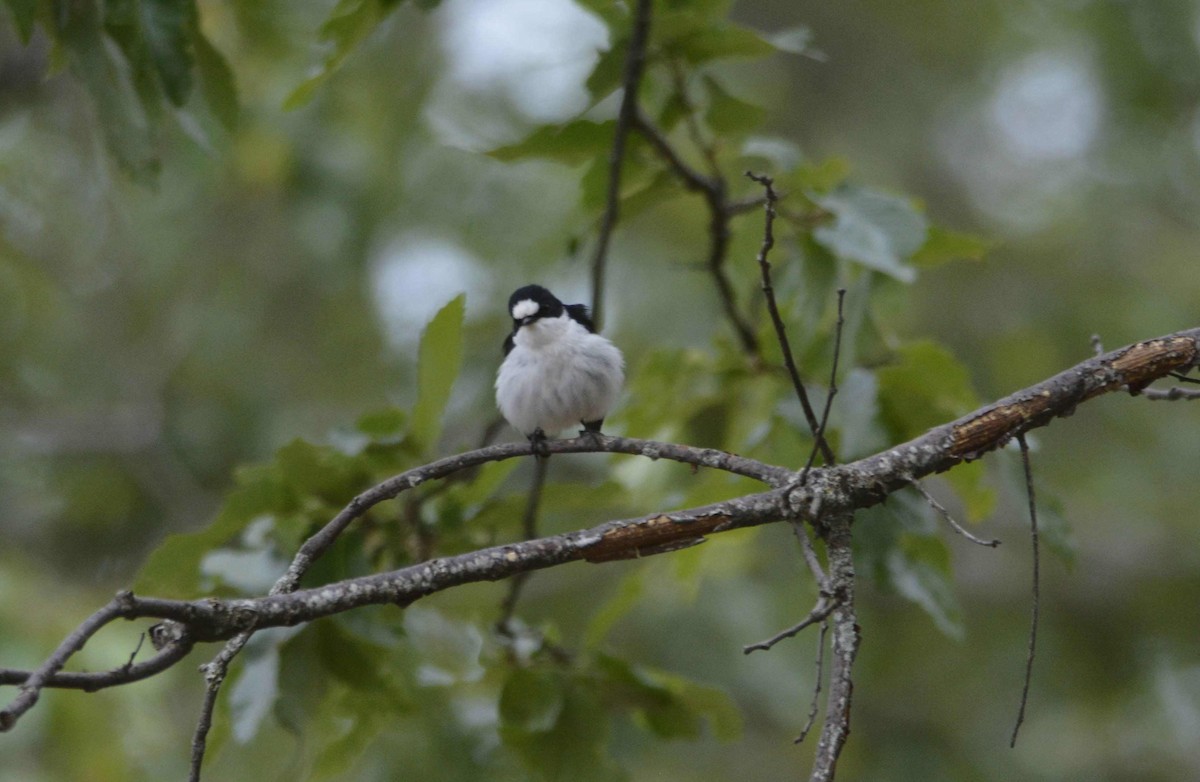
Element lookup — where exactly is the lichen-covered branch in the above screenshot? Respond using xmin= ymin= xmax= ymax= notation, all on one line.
xmin=2 ymin=327 xmax=1198 ymax=744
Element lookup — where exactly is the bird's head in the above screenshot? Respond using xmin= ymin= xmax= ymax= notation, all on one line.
xmin=508 ymin=285 xmax=564 ymax=328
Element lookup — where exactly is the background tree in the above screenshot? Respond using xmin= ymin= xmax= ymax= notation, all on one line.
xmin=2 ymin=1 xmax=1199 ymax=781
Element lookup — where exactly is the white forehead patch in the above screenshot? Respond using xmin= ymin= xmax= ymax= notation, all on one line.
xmin=511 ymin=299 xmax=540 ymax=320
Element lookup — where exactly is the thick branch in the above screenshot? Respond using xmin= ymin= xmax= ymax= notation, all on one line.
xmin=3 ymin=328 xmax=1198 ymax=732
xmin=810 ymin=513 xmax=858 ymax=782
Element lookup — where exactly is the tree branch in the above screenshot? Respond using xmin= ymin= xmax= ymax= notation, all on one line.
xmin=810 ymin=513 xmax=858 ymax=782
xmin=3 ymin=327 xmax=1198 ymax=742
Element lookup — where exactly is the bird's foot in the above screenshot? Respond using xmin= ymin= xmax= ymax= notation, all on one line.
xmin=578 ymin=420 xmax=605 ymax=447
xmin=528 ymin=428 xmax=550 ymax=458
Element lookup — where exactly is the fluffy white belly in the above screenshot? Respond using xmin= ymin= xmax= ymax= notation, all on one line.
xmin=496 ymin=335 xmax=623 ymax=436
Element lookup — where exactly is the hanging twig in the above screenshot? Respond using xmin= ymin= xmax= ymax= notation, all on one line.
xmin=795 ymin=620 xmax=829 ymax=744
xmin=496 ymin=455 xmax=550 ymax=635
xmin=910 ymin=479 xmax=1001 ymax=547
xmin=1009 ymin=433 xmax=1040 ymax=747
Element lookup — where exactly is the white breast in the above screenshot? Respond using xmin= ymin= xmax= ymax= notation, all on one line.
xmin=495 ymin=315 xmax=624 ymax=436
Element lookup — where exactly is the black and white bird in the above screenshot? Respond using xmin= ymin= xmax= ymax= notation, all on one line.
xmin=495 ymin=284 xmax=624 ymax=445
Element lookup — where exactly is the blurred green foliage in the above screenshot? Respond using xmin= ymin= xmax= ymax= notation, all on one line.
xmin=2 ymin=1 xmax=1200 ymax=781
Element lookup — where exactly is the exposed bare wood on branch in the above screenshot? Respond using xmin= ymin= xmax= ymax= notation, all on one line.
xmin=3 ymin=327 xmax=1198 ymax=741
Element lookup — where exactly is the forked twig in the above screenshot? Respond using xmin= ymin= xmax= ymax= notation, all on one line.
xmin=747 ymin=171 xmax=836 ymax=466
xmin=743 ymin=595 xmax=839 ymax=654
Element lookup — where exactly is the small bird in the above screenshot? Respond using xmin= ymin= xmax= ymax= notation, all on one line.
xmin=495 ymin=284 xmax=624 ymax=447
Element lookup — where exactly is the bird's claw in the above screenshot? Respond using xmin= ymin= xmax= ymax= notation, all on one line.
xmin=528 ymin=428 xmax=550 ymax=458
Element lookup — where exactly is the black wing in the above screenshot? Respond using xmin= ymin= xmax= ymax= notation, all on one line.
xmin=565 ymin=303 xmax=596 ymax=333
xmin=502 ymin=331 xmax=515 ymax=355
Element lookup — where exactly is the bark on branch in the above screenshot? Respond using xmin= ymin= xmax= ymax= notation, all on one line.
xmin=2 ymin=327 xmax=1197 ymax=735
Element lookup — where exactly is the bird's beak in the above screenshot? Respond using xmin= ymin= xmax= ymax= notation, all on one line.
xmin=520 ymin=316 xmax=536 ymax=327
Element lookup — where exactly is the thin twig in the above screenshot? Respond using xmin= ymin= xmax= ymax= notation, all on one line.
xmin=910 ymin=479 xmax=1001 ymax=547
xmin=1090 ymin=334 xmax=1104 ymax=357
xmin=1010 ymin=433 xmax=1040 ymax=748
xmin=631 ymin=112 xmax=759 ymax=356
xmin=0 ymin=637 xmax=194 ymax=690
xmin=795 ymin=620 xmax=829 ymax=744
xmin=589 ymin=0 xmax=653 ymax=328
xmin=747 ymin=170 xmax=836 ymax=465
xmin=1142 ymin=386 xmax=1200 ymax=400
xmin=190 ymin=631 xmax=254 ymax=782
xmin=496 ymin=455 xmax=550 ymax=635
xmin=793 ymin=521 xmax=827 ymax=584
xmin=743 ymin=595 xmax=839 ymax=654
xmin=0 ymin=592 xmax=135 ymax=729
xmin=800 ymin=288 xmax=848 ymax=478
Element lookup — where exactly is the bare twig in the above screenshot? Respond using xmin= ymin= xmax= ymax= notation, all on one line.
xmin=0 ymin=637 xmax=194 ymax=690
xmin=190 ymin=624 xmax=265 ymax=781
xmin=1010 ymin=434 xmax=1040 ymax=748
xmin=747 ymin=170 xmax=836 ymax=466
xmin=795 ymin=620 xmax=829 ymax=744
xmin=793 ymin=521 xmax=827 ymax=584
xmin=743 ymin=595 xmax=839 ymax=654
xmin=631 ymin=111 xmax=759 ymax=355
xmin=1142 ymin=385 xmax=1200 ymax=400
xmin=1090 ymin=334 xmax=1104 ymax=356
xmin=910 ymin=479 xmax=1001 ymax=547
xmin=4 ymin=328 xmax=1200 ymax=758
xmin=0 ymin=592 xmax=136 ymax=729
xmin=496 ymin=455 xmax=550 ymax=634
xmin=589 ymin=0 xmax=653 ymax=328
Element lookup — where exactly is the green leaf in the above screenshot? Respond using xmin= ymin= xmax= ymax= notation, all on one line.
xmin=500 ymin=681 xmax=623 ymax=782
xmin=3 ymin=0 xmax=37 ymax=42
xmin=60 ymin=2 xmax=160 ymax=182
xmin=944 ymin=460 xmax=996 ymax=522
xmin=355 ymin=406 xmax=408 ymax=439
xmin=135 ymin=462 xmax=289 ymax=596
xmin=284 ymin=0 xmax=398 ymax=110
xmin=702 ymin=75 xmax=765 ymax=134
xmin=585 ymin=38 xmax=627 ymax=100
xmin=887 ymin=535 xmax=964 ymax=639
xmin=910 ymin=226 xmax=993 ymax=268
xmin=311 ymin=704 xmax=385 ymax=780
xmin=409 ymin=293 xmax=465 ymax=451
xmin=403 ymin=607 xmax=484 ymax=686
xmin=138 ymin=0 xmax=195 ymax=106
xmin=661 ymin=19 xmax=775 ymax=64
xmin=500 ymin=668 xmax=567 ymax=733
xmin=487 ymin=119 xmax=617 ymax=164
xmin=584 ymin=569 xmax=645 ymax=647
xmin=833 ymin=368 xmax=887 ymax=459
xmin=593 ymin=654 xmax=742 ymax=741
xmin=788 ymin=155 xmax=851 ymax=193
xmin=229 ymin=632 xmax=290 ymax=743
xmin=192 ymin=27 xmax=239 ymax=130
xmin=813 ymin=185 xmax=928 ymax=282
xmin=876 ymin=340 xmax=979 ymax=440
